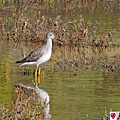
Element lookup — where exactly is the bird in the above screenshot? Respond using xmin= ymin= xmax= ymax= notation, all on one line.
xmin=16 ymin=31 xmax=55 ymax=84
xmin=15 ymin=83 xmax=51 ymax=119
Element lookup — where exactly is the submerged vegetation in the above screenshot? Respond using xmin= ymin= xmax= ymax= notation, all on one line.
xmin=0 ymin=84 xmax=50 ymax=120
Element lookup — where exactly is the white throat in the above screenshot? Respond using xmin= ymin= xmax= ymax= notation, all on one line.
xmin=46 ymin=38 xmax=52 ymax=48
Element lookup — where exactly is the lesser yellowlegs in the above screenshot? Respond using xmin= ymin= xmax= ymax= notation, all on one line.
xmin=16 ymin=31 xmax=55 ymax=83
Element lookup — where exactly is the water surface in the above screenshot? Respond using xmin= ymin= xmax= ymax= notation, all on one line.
xmin=0 ymin=40 xmax=120 ymax=120
xmin=0 ymin=3 xmax=120 ymax=119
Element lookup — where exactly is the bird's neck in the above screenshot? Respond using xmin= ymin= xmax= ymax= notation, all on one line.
xmin=46 ymin=38 xmax=52 ymax=48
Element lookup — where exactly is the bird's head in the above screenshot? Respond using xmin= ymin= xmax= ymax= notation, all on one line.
xmin=46 ymin=31 xmax=55 ymax=39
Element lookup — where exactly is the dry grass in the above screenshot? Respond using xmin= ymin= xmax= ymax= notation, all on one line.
xmin=0 ymin=0 xmax=119 ymax=74
xmin=0 ymin=86 xmax=48 ymax=120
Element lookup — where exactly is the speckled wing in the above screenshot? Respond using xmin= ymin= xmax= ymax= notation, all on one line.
xmin=16 ymin=45 xmax=45 ymax=63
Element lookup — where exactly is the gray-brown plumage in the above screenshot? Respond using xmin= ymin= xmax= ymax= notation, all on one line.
xmin=16 ymin=32 xmax=55 ymax=67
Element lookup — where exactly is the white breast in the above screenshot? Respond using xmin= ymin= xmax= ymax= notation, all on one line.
xmin=37 ymin=49 xmax=52 ymax=65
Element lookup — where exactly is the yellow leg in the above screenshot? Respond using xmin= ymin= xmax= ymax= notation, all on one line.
xmin=35 ymin=67 xmax=38 ymax=76
xmin=33 ymin=67 xmax=38 ymax=86
xmin=37 ymin=67 xmax=41 ymax=84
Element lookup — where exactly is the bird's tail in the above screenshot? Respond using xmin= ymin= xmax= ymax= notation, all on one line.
xmin=16 ymin=61 xmax=21 ymax=63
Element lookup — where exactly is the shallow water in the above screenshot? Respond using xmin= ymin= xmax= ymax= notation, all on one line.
xmin=0 ymin=39 xmax=120 ymax=120
xmin=0 ymin=2 xmax=120 ymax=119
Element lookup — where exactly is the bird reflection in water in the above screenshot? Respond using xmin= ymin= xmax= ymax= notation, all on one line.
xmin=15 ymin=83 xmax=51 ymax=119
